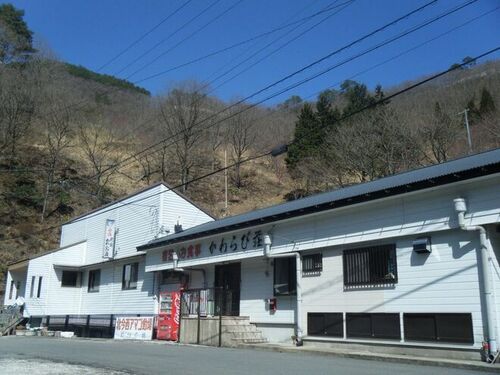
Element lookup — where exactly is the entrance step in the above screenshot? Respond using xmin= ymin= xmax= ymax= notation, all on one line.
xmin=219 ymin=316 xmax=268 ymax=346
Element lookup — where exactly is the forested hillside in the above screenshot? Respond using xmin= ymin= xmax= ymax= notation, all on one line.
xmin=0 ymin=3 xmax=499 ymax=296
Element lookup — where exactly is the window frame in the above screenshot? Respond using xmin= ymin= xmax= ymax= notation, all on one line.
xmin=30 ymin=276 xmax=35 ymax=298
xmin=37 ymin=276 xmax=43 ymax=298
xmin=273 ymin=257 xmax=297 ymax=296
xmin=88 ymin=269 xmax=101 ymax=293
xmin=302 ymin=253 xmax=323 ymax=274
xmin=308 ymin=312 xmax=343 ymax=337
xmin=122 ymin=262 xmax=139 ymax=290
xmin=343 ymin=244 xmax=398 ymax=287
xmin=403 ymin=313 xmax=474 ymax=344
xmin=9 ymin=280 xmax=15 ymax=299
xmin=61 ymin=270 xmax=80 ymax=288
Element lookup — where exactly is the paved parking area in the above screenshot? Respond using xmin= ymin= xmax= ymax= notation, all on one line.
xmin=0 ymin=337 xmax=489 ymax=375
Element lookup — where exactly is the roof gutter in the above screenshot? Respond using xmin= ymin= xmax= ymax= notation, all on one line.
xmin=137 ymin=163 xmax=500 ymax=252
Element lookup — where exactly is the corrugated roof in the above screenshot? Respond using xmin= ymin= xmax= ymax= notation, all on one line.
xmin=137 ymin=148 xmax=500 ymax=250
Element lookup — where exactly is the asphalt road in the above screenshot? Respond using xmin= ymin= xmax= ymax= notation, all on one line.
xmin=0 ymin=337 xmax=487 ymax=375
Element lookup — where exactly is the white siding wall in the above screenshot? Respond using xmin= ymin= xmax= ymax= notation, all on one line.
xmin=301 ymin=230 xmax=483 ymax=346
xmin=159 ymin=185 xmax=214 ymax=233
xmin=59 ymin=185 xmax=163 ymax=263
xmin=24 ymin=242 xmax=86 ymax=316
xmin=79 ymin=257 xmax=154 ymax=315
xmin=22 ymin=183 xmax=213 ymax=318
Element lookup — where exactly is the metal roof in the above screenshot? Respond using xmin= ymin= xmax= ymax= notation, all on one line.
xmin=137 ymin=148 xmax=500 ymax=251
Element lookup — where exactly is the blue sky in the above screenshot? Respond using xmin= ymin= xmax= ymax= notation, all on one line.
xmin=8 ymin=0 xmax=500 ymax=104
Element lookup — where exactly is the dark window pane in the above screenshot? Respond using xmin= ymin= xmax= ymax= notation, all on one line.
xmin=324 ymin=313 xmax=343 ymax=337
xmin=346 ymin=313 xmax=372 ymax=338
xmin=403 ymin=313 xmax=474 ymax=343
xmin=274 ymin=258 xmax=296 ymax=296
xmin=61 ymin=271 xmax=79 ymax=287
xmin=372 ymin=313 xmax=400 ymax=339
xmin=436 ymin=314 xmax=473 ymax=344
xmin=307 ymin=313 xmax=343 ymax=337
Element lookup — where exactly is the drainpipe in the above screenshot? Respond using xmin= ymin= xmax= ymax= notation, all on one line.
xmin=453 ymin=198 xmax=497 ymax=358
xmin=263 ymin=234 xmax=303 ymax=346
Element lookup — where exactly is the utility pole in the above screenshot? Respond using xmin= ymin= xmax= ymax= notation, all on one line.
xmin=224 ymin=149 xmax=228 ymax=211
xmin=458 ymin=108 xmax=472 ymax=154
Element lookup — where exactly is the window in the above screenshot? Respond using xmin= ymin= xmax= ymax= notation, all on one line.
xmin=9 ymin=280 xmax=15 ymax=299
xmin=404 ymin=313 xmax=473 ymax=344
xmin=308 ymin=313 xmax=343 ymax=337
xmin=37 ymin=276 xmax=43 ymax=298
xmin=88 ymin=269 xmax=101 ymax=292
xmin=343 ymin=244 xmax=397 ymax=286
xmin=303 ymin=254 xmax=323 ymax=274
xmin=30 ymin=276 xmax=35 ymax=298
xmin=61 ymin=271 xmax=80 ymax=287
xmin=346 ymin=313 xmax=401 ymax=340
xmin=15 ymin=281 xmax=20 ymax=299
xmin=122 ymin=263 xmax=139 ymax=290
xmin=273 ymin=258 xmax=296 ymax=296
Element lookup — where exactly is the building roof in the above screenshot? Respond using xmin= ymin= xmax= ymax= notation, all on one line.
xmin=64 ymin=181 xmax=215 ymax=225
xmin=137 ymin=148 xmax=500 ymax=251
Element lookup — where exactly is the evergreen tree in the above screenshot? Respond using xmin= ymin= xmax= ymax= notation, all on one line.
xmin=340 ymin=80 xmax=374 ymax=115
xmin=285 ymin=103 xmax=322 ymax=171
xmin=479 ymin=87 xmax=496 ymax=115
xmin=0 ymin=3 xmax=35 ymax=63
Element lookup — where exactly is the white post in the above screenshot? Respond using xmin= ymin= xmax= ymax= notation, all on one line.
xmin=224 ymin=149 xmax=228 ymax=211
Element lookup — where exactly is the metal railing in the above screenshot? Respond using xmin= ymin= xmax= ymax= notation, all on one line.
xmin=179 ymin=287 xmax=237 ymax=346
xmin=0 ymin=305 xmax=23 ymax=335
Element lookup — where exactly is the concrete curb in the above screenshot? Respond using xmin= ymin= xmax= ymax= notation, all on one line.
xmin=237 ymin=343 xmax=500 ymax=373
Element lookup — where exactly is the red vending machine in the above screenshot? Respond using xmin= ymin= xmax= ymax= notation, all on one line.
xmin=157 ymin=291 xmax=181 ymax=341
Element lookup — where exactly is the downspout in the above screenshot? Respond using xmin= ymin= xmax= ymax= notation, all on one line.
xmin=263 ymin=234 xmax=303 ymax=346
xmin=453 ymin=198 xmax=497 ymax=358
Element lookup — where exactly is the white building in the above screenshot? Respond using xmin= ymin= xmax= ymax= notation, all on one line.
xmin=4 ymin=149 xmax=500 ymax=360
xmin=4 ymin=182 xmax=214 ymax=334
xmin=138 ymin=149 xmax=500 ymax=359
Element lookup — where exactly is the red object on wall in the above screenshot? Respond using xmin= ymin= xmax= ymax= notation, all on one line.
xmin=157 ymin=291 xmax=181 ymax=341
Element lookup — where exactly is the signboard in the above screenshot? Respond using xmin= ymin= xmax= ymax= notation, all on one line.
xmin=103 ymin=219 xmax=116 ymax=259
xmin=161 ymin=230 xmax=265 ymax=264
xmin=114 ymin=317 xmax=154 ymax=340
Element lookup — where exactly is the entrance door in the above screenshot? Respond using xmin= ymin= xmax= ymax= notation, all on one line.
xmin=214 ymin=263 xmax=241 ymax=316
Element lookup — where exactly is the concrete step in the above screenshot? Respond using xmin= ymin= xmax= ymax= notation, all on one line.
xmin=232 ymin=337 xmax=269 ymax=344
xmin=222 ymin=325 xmax=260 ymax=333
xmin=230 ymin=331 xmax=267 ymax=340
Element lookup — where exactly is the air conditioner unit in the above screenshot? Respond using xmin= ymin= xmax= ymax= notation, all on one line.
xmin=413 ymin=237 xmax=432 ymax=254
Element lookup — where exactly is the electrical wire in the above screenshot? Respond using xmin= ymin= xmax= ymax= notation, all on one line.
xmin=3 ymin=45 xmax=497 ymax=242
xmin=96 ymin=0 xmax=194 ymax=72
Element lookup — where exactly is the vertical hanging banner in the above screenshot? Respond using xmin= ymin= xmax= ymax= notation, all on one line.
xmin=103 ymin=219 xmax=116 ymax=259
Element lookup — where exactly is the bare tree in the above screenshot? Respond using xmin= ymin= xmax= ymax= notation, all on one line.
xmin=0 ymin=67 xmax=35 ymax=167
xmin=77 ymin=120 xmax=117 ymax=201
xmin=227 ymin=105 xmax=256 ymax=188
xmin=40 ymin=97 xmax=73 ymax=220
xmin=158 ymin=82 xmax=207 ymax=192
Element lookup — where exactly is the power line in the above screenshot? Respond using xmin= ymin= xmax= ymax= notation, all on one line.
xmin=95 ymin=0 xmax=440 ymax=177
xmin=114 ymin=0 xmax=223 ymax=76
xmin=95 ymin=0 xmax=194 ymax=72
xmin=107 ymin=0 xmax=467 ymax=176
xmin=204 ymin=0 xmax=355 ymax=95
xmin=5 ymin=4 xmax=496 ymax=178
xmin=3 ymin=45 xmax=497 ymax=243
xmin=124 ymin=0 xmax=245 ymax=80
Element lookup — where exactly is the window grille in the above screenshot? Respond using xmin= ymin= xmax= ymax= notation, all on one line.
xmin=343 ymin=244 xmax=397 ymax=286
xmin=303 ymin=254 xmax=323 ymax=273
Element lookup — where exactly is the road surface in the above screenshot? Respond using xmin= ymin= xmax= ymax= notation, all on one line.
xmin=0 ymin=336 xmax=488 ymax=375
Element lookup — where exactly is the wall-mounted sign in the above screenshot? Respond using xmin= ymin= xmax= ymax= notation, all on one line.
xmin=162 ymin=244 xmax=202 ymax=262
xmin=103 ymin=219 xmax=116 ymax=259
xmin=114 ymin=317 xmax=154 ymax=340
xmin=161 ymin=230 xmax=265 ymax=264
xmin=208 ymin=230 xmax=263 ymax=254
